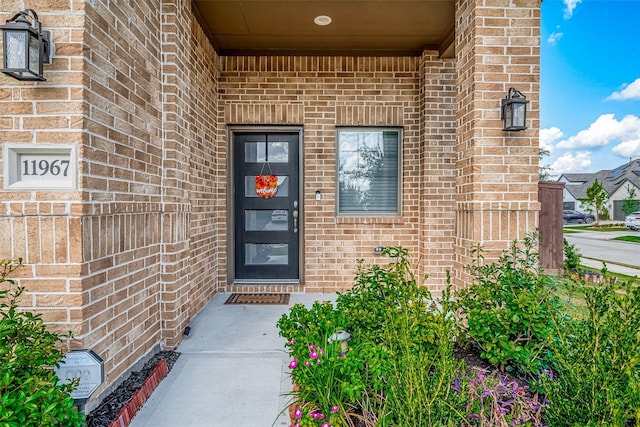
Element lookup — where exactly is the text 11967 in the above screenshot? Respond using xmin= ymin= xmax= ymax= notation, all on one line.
xmin=22 ymin=159 xmax=70 ymax=177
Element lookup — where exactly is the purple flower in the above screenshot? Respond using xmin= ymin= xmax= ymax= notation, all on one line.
xmin=294 ymin=407 xmax=302 ymax=418
xmin=340 ymin=352 xmax=346 ymax=358
xmin=451 ymin=377 xmax=461 ymax=393
xmin=289 ymin=359 xmax=298 ymax=369
xmin=331 ymin=406 xmax=339 ymax=413
xmin=468 ymin=414 xmax=481 ymax=420
xmin=310 ymin=350 xmax=319 ymax=359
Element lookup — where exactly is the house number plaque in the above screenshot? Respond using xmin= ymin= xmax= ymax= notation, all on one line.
xmin=3 ymin=143 xmax=77 ymax=190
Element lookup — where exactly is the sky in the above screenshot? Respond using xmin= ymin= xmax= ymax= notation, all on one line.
xmin=540 ymin=0 xmax=640 ymax=178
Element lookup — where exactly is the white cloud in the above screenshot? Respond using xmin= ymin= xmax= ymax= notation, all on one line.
xmin=563 ymin=0 xmax=582 ymax=19
xmin=556 ymin=114 xmax=640 ymax=150
xmin=540 ymin=127 xmax=564 ymax=152
xmin=608 ymin=78 xmax=640 ymax=100
xmin=612 ymin=139 xmax=640 ymax=158
xmin=547 ymin=32 xmax=564 ymax=45
xmin=550 ymin=152 xmax=592 ymax=175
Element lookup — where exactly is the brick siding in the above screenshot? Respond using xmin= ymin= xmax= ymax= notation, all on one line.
xmin=0 ymin=0 xmax=541 ymax=404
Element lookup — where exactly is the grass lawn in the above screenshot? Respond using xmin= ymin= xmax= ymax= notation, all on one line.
xmin=613 ymin=235 xmax=640 ymax=243
xmin=554 ymin=265 xmax=639 ymax=317
xmin=564 ymin=225 xmax=628 ymax=232
xmin=562 ymin=229 xmax=580 ymax=234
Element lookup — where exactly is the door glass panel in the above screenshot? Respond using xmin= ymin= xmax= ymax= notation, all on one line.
xmin=245 ymin=243 xmax=289 ymax=265
xmin=267 ymin=141 xmax=289 ymax=162
xmin=245 ymin=142 xmax=267 ymax=163
xmin=245 ymin=210 xmax=288 ymax=231
xmin=245 ymin=176 xmax=289 ymax=197
xmin=245 ymin=142 xmax=289 ymax=163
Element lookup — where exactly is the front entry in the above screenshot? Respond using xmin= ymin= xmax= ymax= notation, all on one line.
xmin=233 ymin=132 xmax=300 ymax=281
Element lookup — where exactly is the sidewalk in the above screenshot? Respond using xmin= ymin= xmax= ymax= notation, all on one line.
xmin=128 ymin=293 xmax=336 ymax=427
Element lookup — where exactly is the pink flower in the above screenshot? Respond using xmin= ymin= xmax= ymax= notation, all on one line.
xmin=309 ymin=344 xmax=315 ymax=351
xmin=304 ymin=360 xmax=311 ymax=367
xmin=310 ymin=350 xmax=318 ymax=359
xmin=340 ymin=353 xmax=346 ymax=358
xmin=331 ymin=406 xmax=339 ymax=413
xmin=319 ymin=347 xmax=325 ymax=355
xmin=321 ymin=423 xmax=330 ymax=427
xmin=289 ymin=359 xmax=298 ymax=369
xmin=294 ymin=423 xmax=300 ymax=427
xmin=287 ymin=339 xmax=296 ymax=345
xmin=294 ymin=407 xmax=302 ymax=418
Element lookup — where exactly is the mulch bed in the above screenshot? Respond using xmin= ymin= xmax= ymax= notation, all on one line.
xmin=85 ymin=350 xmax=180 ymax=427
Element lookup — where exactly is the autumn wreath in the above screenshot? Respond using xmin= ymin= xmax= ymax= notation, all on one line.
xmin=255 ymin=163 xmax=279 ymax=199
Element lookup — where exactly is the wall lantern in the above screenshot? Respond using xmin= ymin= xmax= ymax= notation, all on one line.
xmin=1 ymin=9 xmax=52 ymax=81
xmin=501 ymin=87 xmax=529 ymax=131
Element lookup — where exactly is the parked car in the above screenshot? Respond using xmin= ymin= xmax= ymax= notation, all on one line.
xmin=625 ymin=211 xmax=640 ymax=231
xmin=563 ymin=210 xmax=595 ymax=225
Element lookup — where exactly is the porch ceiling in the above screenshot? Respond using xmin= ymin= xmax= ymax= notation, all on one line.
xmin=192 ymin=0 xmax=455 ymax=57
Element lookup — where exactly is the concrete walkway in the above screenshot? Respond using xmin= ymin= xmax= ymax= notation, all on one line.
xmin=129 ymin=293 xmax=335 ymax=427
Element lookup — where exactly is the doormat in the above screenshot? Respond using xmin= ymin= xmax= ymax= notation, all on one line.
xmin=225 ymin=293 xmax=291 ymax=305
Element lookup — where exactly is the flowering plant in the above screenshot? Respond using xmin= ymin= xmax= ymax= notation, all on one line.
xmin=454 ymin=367 xmax=544 ymax=426
xmin=278 ymin=301 xmax=364 ymax=427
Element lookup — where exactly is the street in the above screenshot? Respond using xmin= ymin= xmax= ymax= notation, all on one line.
xmin=563 ymin=230 xmax=640 ymax=275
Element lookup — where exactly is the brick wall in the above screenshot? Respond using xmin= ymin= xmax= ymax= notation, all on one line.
xmin=0 ymin=0 xmax=222 ymax=399
xmin=0 ymin=0 xmax=541 ymax=406
xmin=0 ymin=0 xmax=85 ymax=340
xmin=452 ymin=0 xmax=541 ymax=285
xmin=219 ymin=56 xmax=455 ymax=292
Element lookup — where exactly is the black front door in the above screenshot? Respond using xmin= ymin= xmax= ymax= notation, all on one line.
xmin=233 ymin=132 xmax=300 ymax=281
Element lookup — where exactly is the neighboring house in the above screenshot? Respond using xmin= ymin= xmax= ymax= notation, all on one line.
xmin=558 ymin=159 xmax=640 ymax=220
xmin=0 ymin=0 xmax=541 ymax=409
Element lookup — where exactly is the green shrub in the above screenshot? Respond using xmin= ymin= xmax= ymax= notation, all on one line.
xmin=279 ymin=247 xmax=547 ymax=426
xmin=562 ymin=238 xmax=581 ymax=272
xmin=379 ymin=272 xmax=468 ymax=426
xmin=456 ymin=234 xmax=563 ymax=376
xmin=336 ymin=246 xmax=442 ymax=392
xmin=541 ymin=279 xmax=640 ymax=426
xmin=0 ymin=259 xmax=85 ymax=427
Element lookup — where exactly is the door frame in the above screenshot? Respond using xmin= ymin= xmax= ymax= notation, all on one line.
xmin=227 ymin=125 xmax=304 ymax=285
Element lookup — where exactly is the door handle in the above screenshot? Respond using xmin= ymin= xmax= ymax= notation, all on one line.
xmin=293 ymin=209 xmax=298 ymax=233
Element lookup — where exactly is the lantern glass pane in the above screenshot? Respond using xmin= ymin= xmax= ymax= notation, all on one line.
xmin=4 ymin=30 xmax=26 ymax=69
xmin=513 ymin=103 xmax=526 ymax=128
xmin=28 ymin=33 xmax=40 ymax=75
xmin=504 ymin=104 xmax=513 ymax=129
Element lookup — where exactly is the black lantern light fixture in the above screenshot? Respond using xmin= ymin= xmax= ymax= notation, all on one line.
xmin=501 ymin=87 xmax=529 ymax=131
xmin=1 ymin=9 xmax=52 ymax=81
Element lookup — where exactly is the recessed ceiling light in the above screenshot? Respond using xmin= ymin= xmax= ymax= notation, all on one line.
xmin=314 ymin=15 xmax=332 ymax=26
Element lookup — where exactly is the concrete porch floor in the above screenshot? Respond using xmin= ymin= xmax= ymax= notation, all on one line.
xmin=128 ymin=292 xmax=336 ymax=427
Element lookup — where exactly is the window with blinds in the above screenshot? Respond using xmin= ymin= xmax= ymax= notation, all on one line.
xmin=337 ymin=128 xmax=401 ymax=214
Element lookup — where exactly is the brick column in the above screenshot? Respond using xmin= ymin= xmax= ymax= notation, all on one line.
xmin=418 ymin=51 xmax=456 ymax=294
xmin=160 ymin=0 xmax=194 ymax=348
xmin=453 ymin=0 xmax=541 ymax=287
